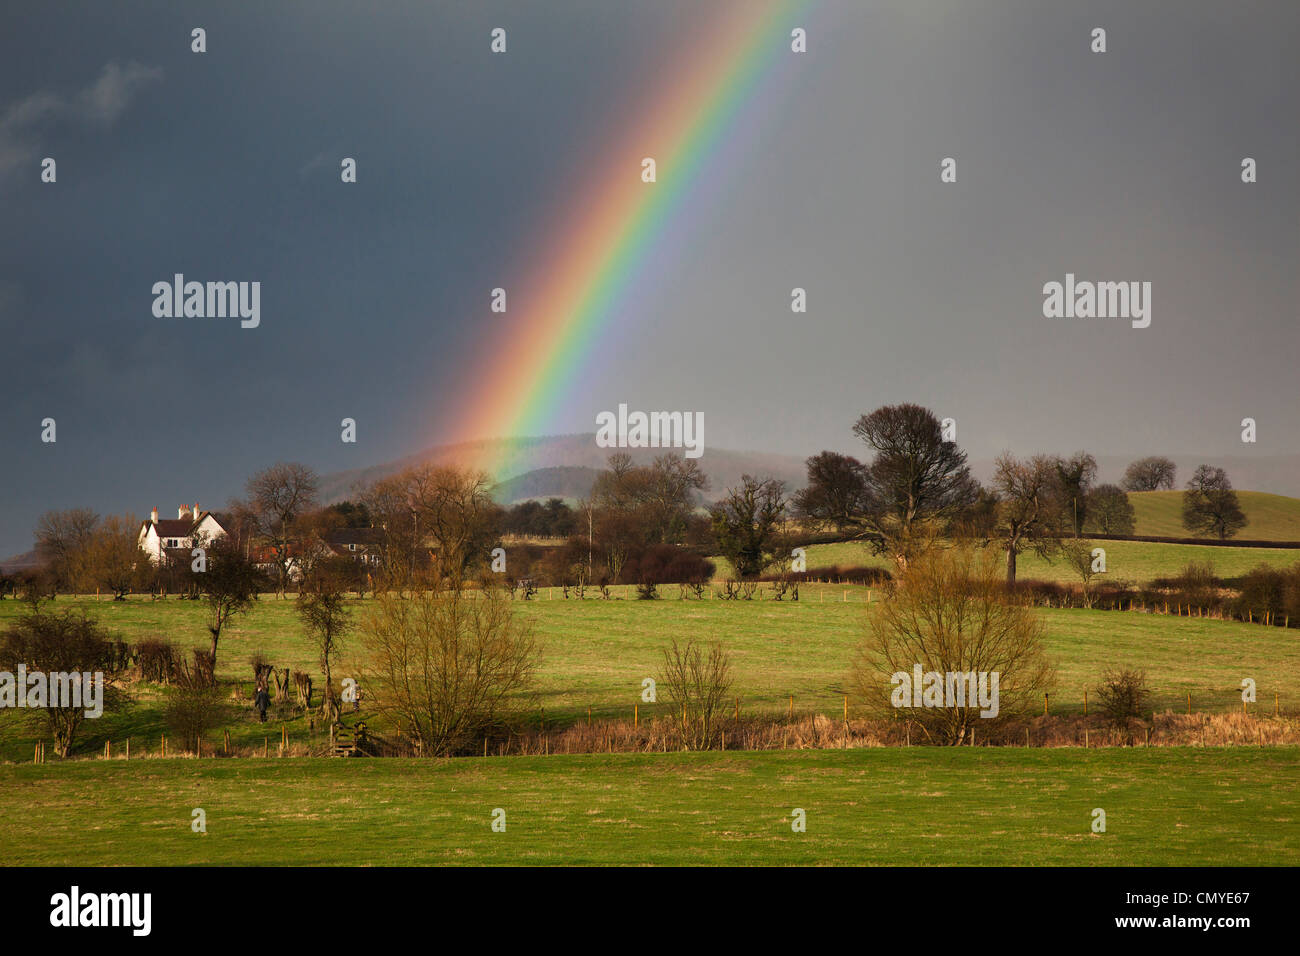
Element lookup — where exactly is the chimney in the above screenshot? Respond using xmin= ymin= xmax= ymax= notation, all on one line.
xmin=151 ymin=506 xmax=158 ymax=523
xmin=178 ymin=504 xmax=190 ymax=520
xmin=193 ymin=502 xmax=200 ymax=519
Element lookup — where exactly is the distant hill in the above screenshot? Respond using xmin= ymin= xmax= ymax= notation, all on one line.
xmin=318 ymin=433 xmax=809 ymax=505
xmin=1130 ymin=490 xmax=1300 ymax=541
xmin=0 ymin=549 xmax=41 ymax=571
xmin=490 ymin=466 xmax=602 ymax=504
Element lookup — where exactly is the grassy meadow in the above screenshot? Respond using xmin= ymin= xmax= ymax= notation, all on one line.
xmin=2 ymin=581 xmax=1298 ymax=764
xmin=776 ymin=537 xmax=1300 ymax=585
xmin=3 ymin=523 xmax=1298 ymax=867
xmin=1130 ymin=490 xmax=1300 ymax=541
xmin=0 ymin=748 xmax=1295 ymax=866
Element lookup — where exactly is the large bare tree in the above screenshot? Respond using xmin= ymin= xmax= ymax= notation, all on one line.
xmin=407 ymin=465 xmax=502 ymax=585
xmin=852 ymin=404 xmax=979 ymax=569
xmin=34 ymin=508 xmax=100 ymax=593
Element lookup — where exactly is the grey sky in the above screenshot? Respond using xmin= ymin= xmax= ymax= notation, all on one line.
xmin=0 ymin=0 xmax=1296 ymax=557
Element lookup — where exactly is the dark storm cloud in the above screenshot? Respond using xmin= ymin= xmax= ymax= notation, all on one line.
xmin=0 ymin=0 xmax=1295 ymax=556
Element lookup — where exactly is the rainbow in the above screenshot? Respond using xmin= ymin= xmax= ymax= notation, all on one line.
xmin=446 ymin=0 xmax=813 ymax=478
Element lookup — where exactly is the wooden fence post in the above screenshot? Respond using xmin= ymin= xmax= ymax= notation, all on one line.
xmin=1187 ymin=691 xmax=1191 ymax=715
xmin=634 ymin=704 xmax=638 ymax=728
xmin=126 ymin=738 xmax=130 ymax=760
xmin=788 ymin=695 xmax=794 ymax=719
xmin=1043 ymin=693 xmax=1049 ymax=716
xmin=161 ymin=734 xmax=166 ymax=758
xmin=1083 ymin=690 xmax=1088 ymax=716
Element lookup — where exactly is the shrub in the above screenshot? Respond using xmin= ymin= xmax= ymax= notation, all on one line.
xmin=360 ymin=582 xmax=539 ymax=756
xmin=658 ymin=638 xmax=733 ymax=750
xmin=1094 ymin=668 xmax=1149 ymax=741
xmin=136 ymin=638 xmax=178 ymax=683
xmin=853 ymin=546 xmax=1054 ymax=745
xmin=165 ymin=653 xmax=226 ymax=753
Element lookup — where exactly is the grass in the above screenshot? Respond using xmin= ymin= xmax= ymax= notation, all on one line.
xmin=0 ymin=748 xmax=1294 ymax=865
xmin=3 ymin=588 xmax=1298 ymax=763
xmin=1131 ymin=490 xmax=1300 ymax=541
xmin=782 ymin=538 xmax=1300 ymax=584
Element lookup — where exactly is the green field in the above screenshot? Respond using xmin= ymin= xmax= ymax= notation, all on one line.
xmin=0 ymin=748 xmax=1294 ymax=865
xmin=3 ymin=588 xmax=1298 ymax=763
xmin=783 ymin=538 xmax=1300 ymax=585
xmin=1131 ymin=490 xmax=1300 ymax=541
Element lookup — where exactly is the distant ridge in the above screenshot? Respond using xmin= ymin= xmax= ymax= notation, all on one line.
xmin=318 ymin=433 xmax=809 ymax=504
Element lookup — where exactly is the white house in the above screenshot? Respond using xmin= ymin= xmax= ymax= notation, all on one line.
xmin=138 ymin=503 xmax=227 ymax=565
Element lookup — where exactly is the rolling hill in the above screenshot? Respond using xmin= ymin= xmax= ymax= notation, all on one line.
xmin=318 ymin=433 xmax=808 ymax=505
xmin=1129 ymin=490 xmax=1300 ymax=541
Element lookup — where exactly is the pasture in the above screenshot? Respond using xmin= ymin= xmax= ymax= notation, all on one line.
xmin=781 ymin=538 xmax=1300 ymax=585
xmin=2 ymin=584 xmax=1299 ymax=763
xmin=1130 ymin=490 xmax=1300 ymax=541
xmin=0 ymin=748 xmax=1294 ymax=866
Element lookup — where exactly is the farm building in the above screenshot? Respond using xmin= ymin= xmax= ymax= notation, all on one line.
xmin=137 ymin=503 xmax=227 ymax=564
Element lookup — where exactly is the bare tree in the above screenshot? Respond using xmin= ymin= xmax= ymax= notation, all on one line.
xmin=1182 ymin=465 xmax=1247 ymax=540
xmin=1060 ymin=538 xmax=1101 ymax=608
xmin=0 ymin=609 xmax=125 ymax=756
xmin=852 ymin=546 xmax=1055 ymax=745
xmin=989 ymin=453 xmax=1064 ymax=584
xmin=34 ymin=508 xmax=100 ymax=593
xmin=1053 ymin=451 xmax=1098 ymax=536
xmin=243 ymin=462 xmax=320 ymax=596
xmin=191 ymin=535 xmax=262 ymax=667
xmin=88 ymin=514 xmax=143 ymax=600
xmin=359 ymin=473 xmax=421 ymax=593
xmin=407 ymin=465 xmax=502 ymax=585
xmin=1122 ymin=456 xmax=1176 ymax=492
xmin=658 ymin=638 xmax=733 ymax=750
xmin=297 ymin=569 xmax=353 ymax=724
xmin=792 ymin=451 xmax=869 ymax=533
xmin=360 ymin=579 xmax=539 ymax=756
xmin=709 ymin=475 xmax=788 ymax=584
xmin=852 ymin=404 xmax=979 ymax=570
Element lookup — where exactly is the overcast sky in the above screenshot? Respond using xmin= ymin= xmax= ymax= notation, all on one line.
xmin=0 ymin=0 xmax=1296 ymax=557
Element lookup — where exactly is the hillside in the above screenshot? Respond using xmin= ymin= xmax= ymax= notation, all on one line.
xmin=318 ymin=433 xmax=809 ymax=505
xmin=1130 ymin=490 xmax=1300 ymax=541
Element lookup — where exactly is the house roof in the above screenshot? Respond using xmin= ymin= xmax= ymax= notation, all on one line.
xmin=142 ymin=512 xmax=225 ymax=538
xmin=151 ymin=519 xmax=198 ymax=537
